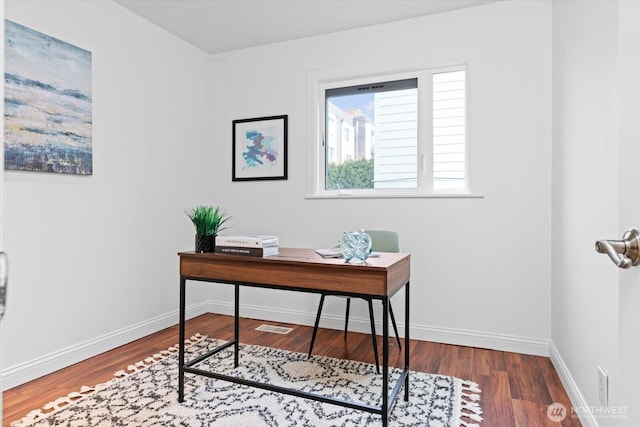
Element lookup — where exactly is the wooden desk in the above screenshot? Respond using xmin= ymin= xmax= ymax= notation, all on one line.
xmin=178 ymin=247 xmax=411 ymax=426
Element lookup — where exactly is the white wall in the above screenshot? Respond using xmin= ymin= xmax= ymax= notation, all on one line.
xmin=8 ymin=2 xmax=638 ymax=422
xmin=0 ymin=0 xmax=555 ymax=390
xmin=618 ymin=2 xmax=640 ymax=423
xmin=551 ymin=1 xmax=634 ymax=426
xmin=1 ymin=0 xmax=213 ymax=387
xmin=205 ymin=1 xmax=552 ymax=354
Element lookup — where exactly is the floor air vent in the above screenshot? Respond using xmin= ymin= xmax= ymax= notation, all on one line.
xmin=255 ymin=324 xmax=293 ymax=334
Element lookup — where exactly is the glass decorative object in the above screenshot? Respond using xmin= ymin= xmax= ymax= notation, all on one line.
xmin=339 ymin=230 xmax=372 ymax=263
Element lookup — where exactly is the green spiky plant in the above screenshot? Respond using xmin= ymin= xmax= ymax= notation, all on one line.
xmin=185 ymin=206 xmax=232 ymax=236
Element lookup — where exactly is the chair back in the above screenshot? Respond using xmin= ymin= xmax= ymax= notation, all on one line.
xmin=364 ymin=230 xmax=400 ymax=253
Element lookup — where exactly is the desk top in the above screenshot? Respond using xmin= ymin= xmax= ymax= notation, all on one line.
xmin=179 ymin=247 xmax=410 ymax=297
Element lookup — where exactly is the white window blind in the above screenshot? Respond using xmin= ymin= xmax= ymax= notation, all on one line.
xmin=433 ymin=70 xmax=466 ymax=190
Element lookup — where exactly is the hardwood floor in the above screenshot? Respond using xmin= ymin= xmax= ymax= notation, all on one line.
xmin=3 ymin=313 xmax=581 ymax=426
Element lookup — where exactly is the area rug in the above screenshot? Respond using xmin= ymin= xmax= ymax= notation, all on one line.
xmin=12 ymin=334 xmax=482 ymax=426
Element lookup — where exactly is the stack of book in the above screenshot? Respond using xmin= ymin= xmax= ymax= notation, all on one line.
xmin=215 ymin=235 xmax=279 ymax=257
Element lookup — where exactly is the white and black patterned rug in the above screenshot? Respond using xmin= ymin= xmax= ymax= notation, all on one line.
xmin=12 ymin=335 xmax=482 ymax=426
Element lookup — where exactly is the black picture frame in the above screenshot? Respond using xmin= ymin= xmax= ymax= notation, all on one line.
xmin=232 ymin=115 xmax=288 ymax=181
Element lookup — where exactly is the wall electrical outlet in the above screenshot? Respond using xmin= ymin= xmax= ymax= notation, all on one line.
xmin=598 ymin=366 xmax=609 ymax=407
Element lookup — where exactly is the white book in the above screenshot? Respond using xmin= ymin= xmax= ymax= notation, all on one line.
xmin=315 ymin=248 xmax=381 ymax=259
xmin=216 ymin=235 xmax=279 ymax=248
xmin=315 ymin=248 xmax=343 ymax=258
xmin=215 ymin=245 xmax=279 ymax=257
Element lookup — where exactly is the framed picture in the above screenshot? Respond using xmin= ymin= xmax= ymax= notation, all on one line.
xmin=4 ymin=20 xmax=93 ymax=175
xmin=232 ymin=115 xmax=288 ymax=181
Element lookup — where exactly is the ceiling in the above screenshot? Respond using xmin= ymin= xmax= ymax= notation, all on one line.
xmin=115 ymin=0 xmax=499 ymax=54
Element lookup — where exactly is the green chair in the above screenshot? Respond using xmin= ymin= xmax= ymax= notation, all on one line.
xmin=308 ymin=230 xmax=402 ymax=373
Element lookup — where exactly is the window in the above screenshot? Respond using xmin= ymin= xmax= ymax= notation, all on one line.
xmin=309 ymin=66 xmax=467 ymax=198
xmin=433 ymin=70 xmax=466 ymax=191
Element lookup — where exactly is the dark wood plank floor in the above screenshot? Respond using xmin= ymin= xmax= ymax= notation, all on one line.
xmin=3 ymin=313 xmax=581 ymax=426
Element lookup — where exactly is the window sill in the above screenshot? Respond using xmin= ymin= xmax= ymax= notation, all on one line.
xmin=304 ymin=192 xmax=484 ymax=200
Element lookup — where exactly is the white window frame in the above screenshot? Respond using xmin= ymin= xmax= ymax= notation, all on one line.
xmin=306 ymin=65 xmax=476 ymax=199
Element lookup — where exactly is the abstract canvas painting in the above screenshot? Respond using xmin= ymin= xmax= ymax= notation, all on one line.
xmin=232 ymin=115 xmax=288 ymax=181
xmin=4 ymin=20 xmax=92 ymax=175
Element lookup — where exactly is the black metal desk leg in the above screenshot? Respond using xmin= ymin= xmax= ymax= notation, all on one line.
xmin=382 ymin=296 xmax=389 ymax=427
xmin=178 ymin=277 xmax=186 ymax=402
xmin=404 ymin=281 xmax=410 ymax=401
xmin=234 ymin=283 xmax=239 ymax=368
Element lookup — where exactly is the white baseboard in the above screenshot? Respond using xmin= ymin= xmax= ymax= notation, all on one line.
xmin=1 ymin=302 xmax=209 ymax=391
xmin=411 ymin=323 xmax=550 ymax=356
xmin=1 ymin=299 xmax=556 ymax=392
xmin=549 ymin=341 xmax=598 ymax=427
xmin=207 ymin=300 xmax=550 ymax=356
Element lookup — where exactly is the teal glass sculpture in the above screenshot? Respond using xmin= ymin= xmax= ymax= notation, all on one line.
xmin=339 ymin=230 xmax=372 ymax=262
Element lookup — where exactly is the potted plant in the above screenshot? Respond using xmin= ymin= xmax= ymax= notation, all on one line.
xmin=185 ymin=205 xmax=232 ymax=252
